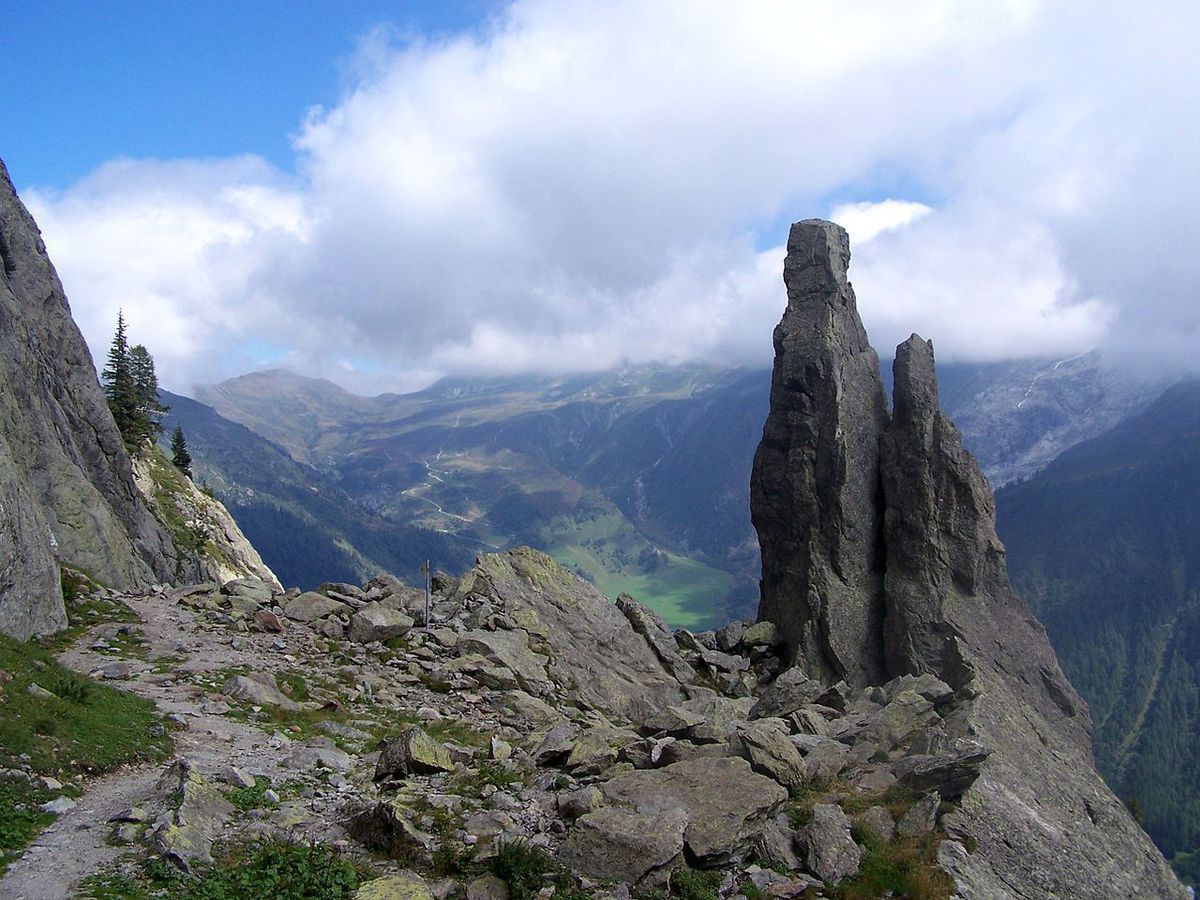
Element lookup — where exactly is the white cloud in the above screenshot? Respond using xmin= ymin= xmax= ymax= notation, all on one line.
xmin=20 ymin=0 xmax=1200 ymax=392
xmin=830 ymin=201 xmax=932 ymax=245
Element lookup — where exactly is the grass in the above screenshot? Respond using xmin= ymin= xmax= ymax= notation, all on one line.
xmin=541 ymin=506 xmax=731 ymax=629
xmin=38 ymin=569 xmax=137 ymax=653
xmin=670 ymin=868 xmax=723 ymax=900
xmin=77 ymin=840 xmax=361 ymax=899
xmin=489 ymin=838 xmax=591 ymax=900
xmin=0 ymin=633 xmax=173 ymax=874
xmin=823 ymin=832 xmax=954 ymax=900
xmin=225 ymin=776 xmax=278 ymax=811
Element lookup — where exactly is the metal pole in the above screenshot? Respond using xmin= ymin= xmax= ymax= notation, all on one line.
xmin=422 ymin=559 xmax=430 ymax=631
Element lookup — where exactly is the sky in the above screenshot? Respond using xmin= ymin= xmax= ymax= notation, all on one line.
xmin=3 ymin=1 xmax=1197 ymax=395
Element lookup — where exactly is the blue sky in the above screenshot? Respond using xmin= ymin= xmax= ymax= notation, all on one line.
xmin=4 ymin=2 xmax=1197 ymax=395
xmin=2 ymin=1 xmax=494 ymax=190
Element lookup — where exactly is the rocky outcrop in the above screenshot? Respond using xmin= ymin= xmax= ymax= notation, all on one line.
xmin=751 ymin=219 xmax=1186 ymax=898
xmin=0 ymin=158 xmax=275 ymax=637
xmin=750 ymin=220 xmax=889 ymax=688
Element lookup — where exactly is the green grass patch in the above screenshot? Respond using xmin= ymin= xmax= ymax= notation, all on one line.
xmin=670 ymin=867 xmax=723 ymax=900
xmin=225 ymin=776 xmax=278 ymax=812
xmin=79 ymin=840 xmax=360 ymax=899
xmin=451 ymin=760 xmax=528 ymax=799
xmin=38 ymin=570 xmax=136 ymax=653
xmin=0 ymin=776 xmax=54 ymax=876
xmin=0 ymin=634 xmax=172 ymax=776
xmin=824 ymin=832 xmax=954 ymax=900
xmin=0 ymin=633 xmax=172 ymax=873
xmin=490 ymin=838 xmax=591 ymax=900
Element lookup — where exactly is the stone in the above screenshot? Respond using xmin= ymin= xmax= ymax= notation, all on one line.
xmin=853 ymin=806 xmax=895 ymax=844
xmin=639 ymin=705 xmax=707 ymax=736
xmin=749 ymin=220 xmax=1187 ymax=897
xmin=741 ymin=621 xmax=780 ymax=648
xmin=152 ymin=759 xmax=235 ymax=871
xmin=349 ymin=603 xmax=414 ymax=643
xmin=558 ymin=785 xmax=604 ymax=819
xmin=286 ymin=742 xmax=355 ymax=773
xmin=226 ymin=767 xmax=257 ymax=788
xmin=715 ymin=620 xmax=745 ymax=651
xmin=26 ymin=682 xmax=55 ymax=699
xmin=223 ymin=672 xmax=300 ymax=710
xmin=41 ymin=796 xmax=76 ymax=815
xmin=466 ymin=875 xmax=510 ymax=900
xmin=599 ymin=757 xmax=786 ymax=864
xmin=253 ymin=609 xmax=284 ymax=632
xmin=750 ymin=666 xmax=824 ymax=719
xmin=616 ymin=593 xmax=697 ymax=683
xmin=531 ymin=722 xmax=579 ymax=766
xmin=797 ymin=803 xmax=861 ymax=884
xmin=558 ymin=805 xmax=687 ymax=888
xmin=457 ymin=629 xmax=550 ymax=690
xmin=284 ymin=592 xmax=349 ymax=623
xmin=754 ymin=816 xmax=802 ymax=872
xmin=221 ymin=577 xmax=275 ymax=604
xmin=750 ymin=220 xmax=890 ymax=687
xmin=798 ymin=737 xmax=850 ymax=781
xmin=897 ymin=792 xmax=940 ymax=837
xmin=732 ymin=725 xmax=806 ymax=789
xmin=355 ymin=872 xmax=435 ymax=900
xmin=375 ymin=726 xmax=454 ymax=780
xmin=455 ymin=550 xmax=685 ymax=720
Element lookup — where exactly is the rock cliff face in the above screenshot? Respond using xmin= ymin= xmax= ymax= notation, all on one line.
xmin=751 ymin=221 xmax=889 ymax=688
xmin=0 ymin=157 xmax=272 ymax=637
xmin=752 ymin=219 xmax=1184 ymax=897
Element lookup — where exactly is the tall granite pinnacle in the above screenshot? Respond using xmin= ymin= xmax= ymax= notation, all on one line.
xmin=750 ymin=220 xmax=889 ymax=688
xmin=751 ymin=220 xmax=1185 ymax=897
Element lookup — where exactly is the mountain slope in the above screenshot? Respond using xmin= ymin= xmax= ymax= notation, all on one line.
xmin=996 ymin=380 xmax=1200 ymax=870
xmin=160 ymin=391 xmax=479 ymax=590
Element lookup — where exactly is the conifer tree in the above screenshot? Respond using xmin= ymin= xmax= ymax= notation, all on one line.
xmin=130 ymin=343 xmax=168 ymax=438
xmin=170 ymin=425 xmax=192 ymax=478
xmin=102 ymin=311 xmax=143 ymax=452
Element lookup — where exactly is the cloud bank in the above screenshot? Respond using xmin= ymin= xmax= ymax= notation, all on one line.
xmin=22 ymin=0 xmax=1200 ymax=393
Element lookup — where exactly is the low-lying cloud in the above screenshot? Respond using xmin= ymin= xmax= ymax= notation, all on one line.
xmin=22 ymin=0 xmax=1200 ymax=393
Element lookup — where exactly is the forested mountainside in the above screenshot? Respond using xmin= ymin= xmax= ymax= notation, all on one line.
xmin=997 ymin=380 xmax=1200 ymax=878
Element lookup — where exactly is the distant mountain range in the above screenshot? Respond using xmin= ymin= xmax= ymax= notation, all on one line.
xmin=996 ymin=380 xmax=1200 ymax=878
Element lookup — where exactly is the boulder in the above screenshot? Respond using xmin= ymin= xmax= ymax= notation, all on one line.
xmin=349 ymin=603 xmax=414 ymax=643
xmin=797 ymin=803 xmax=861 ymax=883
xmin=892 ymin=740 xmax=988 ymax=799
xmin=599 ymin=757 xmax=786 ymax=864
xmin=750 ymin=667 xmax=824 ymax=719
xmin=284 ymin=591 xmax=349 ymax=623
xmin=457 ymin=628 xmax=550 ymax=690
xmin=560 ymin=804 xmax=686 ymax=888
xmin=375 ymin=726 xmax=454 ymax=780
xmin=355 ymin=872 xmax=435 ymax=900
xmin=732 ymin=725 xmax=806 ymax=789
xmin=223 ymin=672 xmax=299 ymax=710
xmin=151 ymin=759 xmax=234 ymax=871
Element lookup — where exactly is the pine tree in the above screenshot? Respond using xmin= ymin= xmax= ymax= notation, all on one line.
xmin=102 ymin=311 xmax=143 ymax=452
xmin=170 ymin=425 xmax=192 ymax=478
xmin=130 ymin=343 xmax=168 ymax=438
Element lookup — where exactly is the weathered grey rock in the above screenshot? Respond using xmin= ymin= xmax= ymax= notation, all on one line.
xmin=798 ymin=803 xmax=861 ymax=883
xmin=558 ymin=785 xmax=604 ymax=819
xmin=457 ymin=628 xmax=550 ymax=690
xmin=453 ymin=550 xmax=685 ymax=720
xmin=897 ymin=792 xmax=940 ymax=837
xmin=750 ymin=220 xmax=889 ymax=686
xmin=750 ymin=666 xmax=824 ymax=719
xmin=349 ymin=603 xmax=414 ymax=643
xmin=465 ymin=874 xmax=509 ymax=900
xmin=356 ymin=872 xmax=436 ymax=900
xmin=754 ymin=815 xmax=803 ymax=872
xmin=732 ymin=725 xmax=806 ymax=789
xmin=559 ymin=805 xmax=686 ymax=888
xmin=892 ymin=740 xmax=989 ymax=799
xmin=221 ymin=577 xmax=275 ymax=604
xmin=599 ymin=757 xmax=786 ymax=864
xmin=375 ymin=726 xmax=455 ymax=780
xmin=151 ymin=759 xmax=235 ymax=871
xmin=532 ymin=721 xmax=580 ymax=765
xmin=285 ymin=741 xmax=355 ymax=773
xmin=750 ymin=220 xmax=1187 ymax=897
xmin=797 ymin=736 xmax=850 ymax=781
xmin=223 ymin=672 xmax=299 ymax=710
xmin=616 ymin=593 xmax=697 ymax=683
xmin=853 ymin=805 xmax=895 ymax=844
xmin=284 ymin=591 xmax=349 ymax=623
xmin=0 ymin=159 xmax=182 ymax=636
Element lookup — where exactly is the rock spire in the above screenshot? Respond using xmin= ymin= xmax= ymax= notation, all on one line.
xmin=751 ymin=219 xmax=1185 ymax=897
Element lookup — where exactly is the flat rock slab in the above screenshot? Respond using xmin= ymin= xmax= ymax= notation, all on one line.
xmin=599 ymin=756 xmax=786 ymax=864
xmin=559 ymin=804 xmax=687 ymax=887
xmin=284 ymin=592 xmax=349 ymax=623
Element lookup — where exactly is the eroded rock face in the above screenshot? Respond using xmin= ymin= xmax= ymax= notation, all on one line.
xmin=0 ymin=157 xmax=270 ymax=636
xmin=751 ymin=219 xmax=1187 ymax=898
xmin=750 ymin=220 xmax=889 ymax=688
